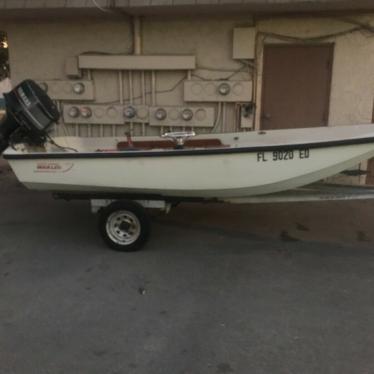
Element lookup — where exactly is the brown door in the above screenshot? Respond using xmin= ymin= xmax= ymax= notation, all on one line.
xmin=261 ymin=44 xmax=334 ymax=130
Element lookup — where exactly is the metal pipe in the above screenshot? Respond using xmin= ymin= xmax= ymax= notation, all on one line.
xmin=141 ymin=71 xmax=146 ymax=136
xmin=141 ymin=71 xmax=146 ymax=105
xmin=119 ymin=71 xmax=124 ymax=105
xmin=129 ymin=71 xmax=133 ymax=103
xmin=212 ymin=102 xmax=222 ymax=133
xmin=151 ymin=70 xmax=156 ymax=106
xmin=152 ymin=71 xmax=157 ymax=135
xmin=55 ymin=101 xmax=62 ymax=136
xmin=118 ymin=71 xmax=124 ymax=137
xmin=235 ymin=103 xmax=240 ymax=131
xmin=222 ymin=103 xmax=226 ymax=132
xmin=133 ymin=16 xmax=143 ymax=136
xmin=133 ymin=16 xmax=142 ymax=55
xmin=86 ymin=71 xmax=93 ymax=137
xmin=129 ymin=70 xmax=134 ymax=133
xmin=87 ymin=70 xmax=93 ymax=137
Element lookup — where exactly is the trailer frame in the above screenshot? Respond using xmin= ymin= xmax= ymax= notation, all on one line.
xmin=53 ymin=183 xmax=374 ymax=251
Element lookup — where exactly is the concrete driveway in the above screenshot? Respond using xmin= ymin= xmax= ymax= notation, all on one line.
xmin=1 ymin=159 xmax=374 ymax=374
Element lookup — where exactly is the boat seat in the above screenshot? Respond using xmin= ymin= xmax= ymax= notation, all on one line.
xmin=117 ymin=138 xmax=226 ymax=151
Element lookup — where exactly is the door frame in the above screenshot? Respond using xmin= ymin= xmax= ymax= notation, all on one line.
xmin=365 ymin=100 xmax=374 ymax=185
xmin=259 ymin=43 xmax=335 ymax=130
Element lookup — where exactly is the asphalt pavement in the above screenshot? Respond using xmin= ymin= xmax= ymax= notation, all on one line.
xmin=1 ymin=159 xmax=374 ymax=374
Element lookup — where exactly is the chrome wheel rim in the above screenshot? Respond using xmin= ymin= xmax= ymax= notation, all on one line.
xmin=106 ymin=210 xmax=141 ymax=246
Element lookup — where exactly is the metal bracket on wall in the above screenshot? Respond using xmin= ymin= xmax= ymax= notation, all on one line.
xmin=63 ymin=104 xmax=149 ymax=125
xmin=184 ymin=81 xmax=252 ymax=102
xmin=37 ymin=80 xmax=95 ymax=101
xmin=149 ymin=106 xmax=215 ymax=128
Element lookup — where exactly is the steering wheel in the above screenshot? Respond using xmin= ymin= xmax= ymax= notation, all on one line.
xmin=161 ymin=131 xmax=196 ymax=149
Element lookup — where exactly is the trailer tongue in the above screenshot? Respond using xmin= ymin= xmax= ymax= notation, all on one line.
xmin=0 ymin=79 xmax=59 ymax=155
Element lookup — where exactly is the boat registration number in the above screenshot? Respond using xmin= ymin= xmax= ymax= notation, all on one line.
xmin=257 ymin=149 xmax=310 ymax=162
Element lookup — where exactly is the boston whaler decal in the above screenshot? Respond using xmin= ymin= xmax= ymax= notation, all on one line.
xmin=257 ymin=149 xmax=310 ymax=162
xmin=35 ymin=162 xmax=74 ymax=173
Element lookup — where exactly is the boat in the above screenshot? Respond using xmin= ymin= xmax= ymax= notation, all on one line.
xmin=3 ymin=79 xmax=374 ymax=252
xmin=4 ymin=124 xmax=374 ymax=200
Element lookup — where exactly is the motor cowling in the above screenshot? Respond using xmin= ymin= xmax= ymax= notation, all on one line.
xmin=0 ymin=79 xmax=60 ymax=154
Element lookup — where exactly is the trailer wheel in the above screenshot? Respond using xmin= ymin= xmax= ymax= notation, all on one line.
xmin=99 ymin=201 xmax=150 ymax=252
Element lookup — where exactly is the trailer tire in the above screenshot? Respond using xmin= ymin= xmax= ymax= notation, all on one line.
xmin=99 ymin=200 xmax=150 ymax=252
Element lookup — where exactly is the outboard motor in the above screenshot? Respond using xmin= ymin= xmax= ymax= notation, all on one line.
xmin=0 ymin=79 xmax=60 ymax=155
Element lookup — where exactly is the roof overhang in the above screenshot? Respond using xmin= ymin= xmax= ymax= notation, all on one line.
xmin=0 ymin=1 xmax=373 ymax=20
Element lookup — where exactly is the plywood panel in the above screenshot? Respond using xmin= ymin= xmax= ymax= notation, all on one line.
xmin=78 ymin=55 xmax=196 ymax=70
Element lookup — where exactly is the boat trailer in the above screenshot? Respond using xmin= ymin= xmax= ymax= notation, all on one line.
xmin=54 ymin=183 xmax=374 ymax=252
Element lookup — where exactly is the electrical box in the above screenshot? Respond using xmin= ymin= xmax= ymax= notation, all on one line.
xmin=233 ymin=28 xmax=256 ymax=60
xmin=37 ymin=80 xmax=94 ymax=101
xmin=184 ymin=81 xmax=252 ymax=102
xmin=65 ymin=57 xmax=82 ymax=79
xmin=149 ymin=106 xmax=215 ymax=128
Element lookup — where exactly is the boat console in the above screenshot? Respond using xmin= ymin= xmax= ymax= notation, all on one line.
xmin=117 ymin=132 xmax=227 ymax=151
xmin=161 ymin=131 xmax=196 ymax=149
xmin=0 ymin=80 xmax=60 ymax=155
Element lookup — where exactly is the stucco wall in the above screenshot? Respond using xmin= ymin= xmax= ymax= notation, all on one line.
xmin=2 ymin=13 xmax=374 ymax=138
xmin=5 ymin=18 xmax=132 ymax=82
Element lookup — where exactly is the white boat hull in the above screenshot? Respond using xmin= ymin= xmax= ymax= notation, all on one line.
xmin=5 ymin=124 xmax=374 ymax=200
